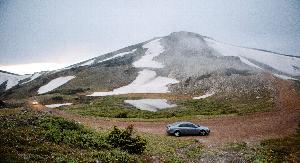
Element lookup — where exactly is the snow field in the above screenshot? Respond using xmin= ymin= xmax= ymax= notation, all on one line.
xmin=205 ymin=38 xmax=300 ymax=76
xmin=88 ymin=69 xmax=179 ymax=96
xmin=38 ymin=76 xmax=75 ymax=94
xmin=124 ymin=99 xmax=177 ymax=112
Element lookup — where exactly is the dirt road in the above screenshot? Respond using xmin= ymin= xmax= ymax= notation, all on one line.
xmin=46 ymin=78 xmax=300 ymax=145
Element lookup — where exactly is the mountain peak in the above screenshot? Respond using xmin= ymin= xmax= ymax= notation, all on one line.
xmin=168 ymin=31 xmax=212 ymax=40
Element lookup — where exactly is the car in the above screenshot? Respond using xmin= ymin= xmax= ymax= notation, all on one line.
xmin=166 ymin=121 xmax=210 ymax=137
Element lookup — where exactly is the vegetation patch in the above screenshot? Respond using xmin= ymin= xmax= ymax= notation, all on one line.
xmin=223 ymin=125 xmax=300 ymax=162
xmin=0 ymin=108 xmax=141 ymax=162
xmin=108 ymin=125 xmax=147 ymax=154
xmin=0 ymin=108 xmax=206 ymax=162
xmin=39 ymin=116 xmax=108 ymax=149
xmin=257 ymin=125 xmax=300 ymax=162
xmin=66 ymin=94 xmax=274 ymax=119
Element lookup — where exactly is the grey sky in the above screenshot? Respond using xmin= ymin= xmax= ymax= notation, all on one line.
xmin=1 ymin=0 xmax=300 ymax=66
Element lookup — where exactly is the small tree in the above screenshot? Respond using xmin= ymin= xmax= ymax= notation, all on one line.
xmin=107 ymin=125 xmax=147 ymax=154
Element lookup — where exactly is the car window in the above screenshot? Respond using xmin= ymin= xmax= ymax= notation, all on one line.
xmin=178 ymin=124 xmax=189 ymax=127
xmin=178 ymin=123 xmax=196 ymax=128
xmin=186 ymin=124 xmax=196 ymax=128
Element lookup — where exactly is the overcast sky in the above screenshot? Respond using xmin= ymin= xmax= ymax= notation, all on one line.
xmin=0 ymin=0 xmax=300 ymax=74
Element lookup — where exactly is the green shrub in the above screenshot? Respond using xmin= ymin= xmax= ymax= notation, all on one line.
xmin=107 ymin=125 xmax=147 ymax=154
xmin=115 ymin=112 xmax=128 ymax=118
xmin=51 ymin=96 xmax=63 ymax=101
xmin=39 ymin=117 xmax=108 ymax=149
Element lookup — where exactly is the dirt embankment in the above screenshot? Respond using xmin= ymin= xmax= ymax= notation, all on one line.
xmin=39 ymin=77 xmax=300 ymax=145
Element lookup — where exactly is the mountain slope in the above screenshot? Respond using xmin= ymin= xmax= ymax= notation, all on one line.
xmin=1 ymin=31 xmax=299 ymax=99
xmin=0 ymin=70 xmax=31 ymax=91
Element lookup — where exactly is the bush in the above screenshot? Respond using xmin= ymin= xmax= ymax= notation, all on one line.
xmin=107 ymin=125 xmax=147 ymax=154
xmin=40 ymin=117 xmax=108 ymax=149
xmin=51 ymin=96 xmax=63 ymax=101
xmin=115 ymin=112 xmax=128 ymax=118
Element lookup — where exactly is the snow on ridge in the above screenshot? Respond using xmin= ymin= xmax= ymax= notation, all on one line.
xmin=88 ymin=69 xmax=179 ymax=96
xmin=38 ymin=76 xmax=75 ymax=94
xmin=80 ymin=59 xmax=95 ymax=66
xmin=45 ymin=103 xmax=72 ymax=108
xmin=99 ymin=49 xmax=137 ymax=63
xmin=22 ymin=72 xmax=43 ymax=84
xmin=193 ymin=92 xmax=215 ymax=99
xmin=125 ymin=99 xmax=177 ymax=112
xmin=133 ymin=39 xmax=165 ymax=68
xmin=205 ymin=38 xmax=300 ymax=76
xmin=0 ymin=72 xmax=30 ymax=90
xmin=273 ymin=74 xmax=298 ymax=81
xmin=239 ymin=57 xmax=262 ymax=70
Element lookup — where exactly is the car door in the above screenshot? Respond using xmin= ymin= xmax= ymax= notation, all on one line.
xmin=186 ymin=123 xmax=198 ymax=135
xmin=178 ymin=123 xmax=190 ymax=135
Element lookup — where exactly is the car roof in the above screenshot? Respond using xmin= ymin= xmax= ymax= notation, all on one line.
xmin=170 ymin=121 xmax=194 ymax=126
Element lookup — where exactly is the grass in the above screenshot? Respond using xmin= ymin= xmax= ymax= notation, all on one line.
xmin=0 ymin=108 xmax=204 ymax=162
xmin=65 ymin=94 xmax=274 ymax=119
xmin=1 ymin=108 xmax=299 ymax=162
xmin=223 ymin=126 xmax=300 ymax=162
xmin=0 ymin=108 xmax=143 ymax=162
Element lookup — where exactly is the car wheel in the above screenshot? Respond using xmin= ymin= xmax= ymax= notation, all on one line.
xmin=199 ymin=130 xmax=206 ymax=136
xmin=174 ymin=131 xmax=181 ymax=137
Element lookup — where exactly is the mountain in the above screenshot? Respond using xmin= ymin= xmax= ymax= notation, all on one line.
xmin=1 ymin=31 xmax=299 ymax=99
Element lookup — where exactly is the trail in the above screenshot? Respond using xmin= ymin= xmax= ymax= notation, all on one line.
xmin=40 ymin=78 xmax=300 ymax=145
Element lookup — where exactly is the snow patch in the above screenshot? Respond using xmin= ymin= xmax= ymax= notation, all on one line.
xmin=193 ymin=92 xmax=215 ymax=99
xmin=45 ymin=103 xmax=72 ymax=108
xmin=239 ymin=57 xmax=262 ymax=70
xmin=99 ymin=49 xmax=137 ymax=63
xmin=80 ymin=59 xmax=95 ymax=66
xmin=88 ymin=69 xmax=179 ymax=96
xmin=273 ymin=74 xmax=298 ymax=81
xmin=133 ymin=39 xmax=165 ymax=68
xmin=125 ymin=99 xmax=177 ymax=112
xmin=0 ymin=72 xmax=30 ymax=90
xmin=22 ymin=72 xmax=43 ymax=84
xmin=205 ymin=38 xmax=300 ymax=76
xmin=38 ymin=76 xmax=75 ymax=94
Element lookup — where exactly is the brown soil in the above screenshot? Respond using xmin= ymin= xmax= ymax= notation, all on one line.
xmin=33 ymin=77 xmax=300 ymax=146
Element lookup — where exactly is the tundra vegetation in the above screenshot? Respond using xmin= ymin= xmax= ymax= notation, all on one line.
xmin=64 ymin=94 xmax=274 ymax=119
xmin=1 ymin=108 xmax=299 ymax=162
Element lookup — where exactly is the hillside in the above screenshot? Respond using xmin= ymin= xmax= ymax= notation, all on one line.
xmin=1 ymin=31 xmax=299 ymax=100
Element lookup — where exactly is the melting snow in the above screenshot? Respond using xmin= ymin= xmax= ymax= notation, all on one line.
xmin=205 ymin=38 xmax=300 ymax=76
xmin=193 ymin=92 xmax=215 ymax=99
xmin=80 ymin=59 xmax=95 ymax=66
xmin=99 ymin=49 xmax=137 ymax=63
xmin=45 ymin=103 xmax=72 ymax=108
xmin=22 ymin=72 xmax=43 ymax=84
xmin=0 ymin=72 xmax=30 ymax=90
xmin=273 ymin=74 xmax=298 ymax=81
xmin=38 ymin=76 xmax=75 ymax=94
xmin=88 ymin=69 xmax=179 ymax=96
xmin=133 ymin=39 xmax=165 ymax=68
xmin=124 ymin=99 xmax=177 ymax=112
xmin=239 ymin=57 xmax=262 ymax=70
